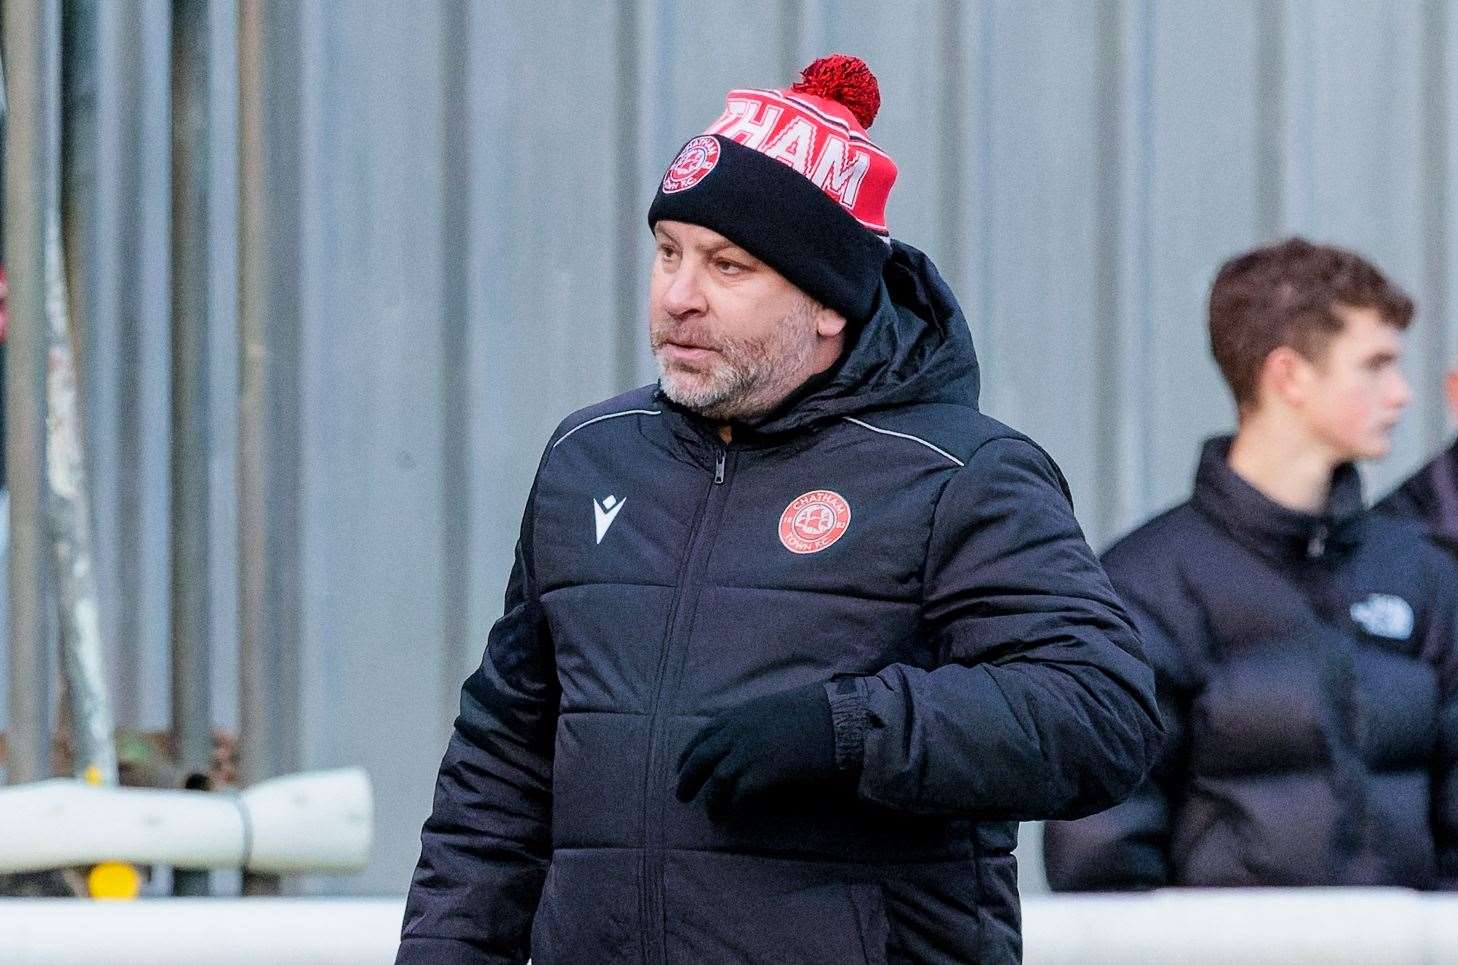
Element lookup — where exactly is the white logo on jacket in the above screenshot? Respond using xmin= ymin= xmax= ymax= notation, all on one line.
xmin=1350 ymin=594 xmax=1414 ymax=640
xmin=593 ymin=495 xmax=626 ymax=544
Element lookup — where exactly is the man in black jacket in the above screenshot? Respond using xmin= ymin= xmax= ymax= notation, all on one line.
xmin=1044 ymin=238 xmax=1458 ymax=892
xmin=1377 ymin=367 xmax=1458 ymax=560
xmin=398 ymin=56 xmax=1161 ymax=964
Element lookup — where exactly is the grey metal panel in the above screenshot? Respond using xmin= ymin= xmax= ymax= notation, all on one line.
xmin=206 ymin=0 xmax=241 ymax=736
xmin=978 ymin=1 xmax=1112 ymax=538
xmin=290 ymin=0 xmax=456 ymax=895
xmin=1431 ymin=0 xmax=1458 ymax=447
xmin=1283 ymin=1 xmax=1432 ymax=494
xmin=70 ymin=1 xmax=174 ymax=731
xmin=1141 ymin=1 xmax=1266 ymax=524
xmin=822 ymin=1 xmax=968 ymax=267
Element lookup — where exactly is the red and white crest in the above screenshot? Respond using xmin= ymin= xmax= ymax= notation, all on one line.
xmin=778 ymin=490 xmax=851 ymax=554
xmin=661 ymin=136 xmax=721 ymax=194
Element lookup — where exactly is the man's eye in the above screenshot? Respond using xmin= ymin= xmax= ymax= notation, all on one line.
xmin=717 ymin=260 xmax=745 ymax=274
xmin=658 ymin=246 xmax=679 ymax=260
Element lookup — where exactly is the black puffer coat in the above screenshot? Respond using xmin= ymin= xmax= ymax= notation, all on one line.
xmin=1378 ymin=439 xmax=1458 ymax=562
xmin=1044 ymin=437 xmax=1458 ymax=891
xmin=398 ymin=243 xmax=1161 ymax=964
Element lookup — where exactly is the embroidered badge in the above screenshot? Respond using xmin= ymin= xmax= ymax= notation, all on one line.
xmin=661 ymin=136 xmax=720 ymax=193
xmin=1350 ymin=593 xmax=1415 ymax=640
xmin=778 ymin=490 xmax=851 ymax=554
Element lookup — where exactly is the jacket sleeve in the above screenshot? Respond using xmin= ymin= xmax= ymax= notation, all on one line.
xmin=826 ymin=436 xmax=1163 ymax=821
xmin=1041 ymin=563 xmax=1193 ymax=891
xmin=397 ymin=473 xmax=559 ymax=964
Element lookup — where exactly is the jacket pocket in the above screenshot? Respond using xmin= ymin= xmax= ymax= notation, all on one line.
xmin=661 ymin=851 xmax=889 ymax=964
xmin=530 ymin=850 xmax=642 ymax=965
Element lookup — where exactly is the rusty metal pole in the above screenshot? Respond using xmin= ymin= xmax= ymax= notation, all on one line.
xmin=171 ymin=0 xmax=215 ymax=897
xmin=52 ymin=0 xmax=119 ymax=790
xmin=237 ymin=0 xmax=302 ymax=896
xmin=3 ymin=0 xmax=62 ymax=789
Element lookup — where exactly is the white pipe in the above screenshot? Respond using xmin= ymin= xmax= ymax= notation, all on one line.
xmin=0 ymin=899 xmax=403 ymax=965
xmin=0 ymin=768 xmax=371 ymax=874
xmin=3 ymin=890 xmax=1458 ymax=964
xmin=1023 ymin=888 xmax=1455 ymax=965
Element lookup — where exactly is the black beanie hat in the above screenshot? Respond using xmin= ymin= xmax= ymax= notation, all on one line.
xmin=647 ymin=55 xmax=897 ymax=324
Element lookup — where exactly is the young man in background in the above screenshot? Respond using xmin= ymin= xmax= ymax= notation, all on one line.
xmin=1044 ymin=238 xmax=1458 ymax=891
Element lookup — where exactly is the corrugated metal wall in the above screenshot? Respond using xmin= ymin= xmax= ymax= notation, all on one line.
xmin=4 ymin=0 xmax=1457 ymax=894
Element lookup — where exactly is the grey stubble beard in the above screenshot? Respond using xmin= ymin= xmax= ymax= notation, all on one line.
xmin=652 ymin=299 xmax=817 ymax=422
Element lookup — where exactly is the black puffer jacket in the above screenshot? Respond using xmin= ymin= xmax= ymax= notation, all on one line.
xmin=398 ymin=243 xmax=1161 ymax=964
xmin=1044 ymin=437 xmax=1458 ymax=890
xmin=1378 ymin=439 xmax=1458 ymax=562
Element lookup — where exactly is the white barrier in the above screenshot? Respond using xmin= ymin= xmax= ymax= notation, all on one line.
xmin=2 ymin=889 xmax=1458 ymax=963
xmin=0 ymin=769 xmax=372 ymax=875
xmin=0 ymin=899 xmax=404 ymax=965
xmin=1022 ymin=889 xmax=1458 ymax=965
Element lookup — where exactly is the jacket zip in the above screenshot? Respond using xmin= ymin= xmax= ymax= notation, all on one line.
xmin=1308 ymin=523 xmax=1329 ymax=558
xmin=640 ymin=442 xmax=733 ymax=964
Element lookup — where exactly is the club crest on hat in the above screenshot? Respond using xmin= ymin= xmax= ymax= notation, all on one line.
xmin=662 ymin=135 xmax=721 ymax=194
xmin=779 ymin=490 xmax=851 ymax=554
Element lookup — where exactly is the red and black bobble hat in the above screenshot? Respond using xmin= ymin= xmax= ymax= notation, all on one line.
xmin=647 ymin=54 xmax=899 ymax=325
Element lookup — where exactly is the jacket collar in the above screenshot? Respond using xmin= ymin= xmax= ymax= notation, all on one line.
xmin=1191 ymin=435 xmax=1366 ymax=563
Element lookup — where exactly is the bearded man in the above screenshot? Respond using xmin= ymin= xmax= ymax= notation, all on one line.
xmin=397 ymin=55 xmax=1161 ymax=965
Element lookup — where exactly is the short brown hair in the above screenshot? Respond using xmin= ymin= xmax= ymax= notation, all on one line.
xmin=1208 ymin=237 xmax=1414 ymax=409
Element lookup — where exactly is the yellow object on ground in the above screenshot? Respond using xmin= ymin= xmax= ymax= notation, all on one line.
xmin=88 ymin=861 xmax=141 ymax=900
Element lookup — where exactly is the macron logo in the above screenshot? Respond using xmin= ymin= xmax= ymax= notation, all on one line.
xmin=593 ymin=495 xmax=626 ymax=544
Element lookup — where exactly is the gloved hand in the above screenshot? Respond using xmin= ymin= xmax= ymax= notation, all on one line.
xmin=675 ymin=682 xmax=850 ymax=819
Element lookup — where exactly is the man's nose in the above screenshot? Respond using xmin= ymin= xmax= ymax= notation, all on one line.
xmin=1391 ymin=370 xmax=1414 ymax=410
xmin=661 ymin=263 xmax=707 ymax=318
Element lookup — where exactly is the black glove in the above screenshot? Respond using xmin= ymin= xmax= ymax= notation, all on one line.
xmin=675 ymin=682 xmax=849 ymax=819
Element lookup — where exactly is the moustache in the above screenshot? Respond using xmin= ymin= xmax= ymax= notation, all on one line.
xmin=650 ymin=323 xmax=720 ymax=353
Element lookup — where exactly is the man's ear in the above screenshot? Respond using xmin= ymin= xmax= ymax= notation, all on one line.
xmin=1260 ymin=345 xmax=1313 ymax=409
xmin=815 ymin=305 xmax=848 ymax=339
xmin=1445 ymin=367 xmax=1458 ymax=422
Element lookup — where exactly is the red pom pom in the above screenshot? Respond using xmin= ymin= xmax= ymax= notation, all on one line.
xmin=791 ymin=54 xmax=881 ymax=129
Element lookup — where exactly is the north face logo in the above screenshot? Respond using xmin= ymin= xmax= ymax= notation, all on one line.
xmin=1351 ymin=594 xmax=1414 ymax=640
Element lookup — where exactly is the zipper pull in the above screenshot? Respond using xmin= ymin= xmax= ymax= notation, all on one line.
xmin=714 ymin=449 xmax=726 ymax=484
xmin=1307 ymin=524 xmax=1329 ymax=558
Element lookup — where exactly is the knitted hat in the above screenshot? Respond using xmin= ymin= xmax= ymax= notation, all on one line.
xmin=647 ymin=54 xmax=898 ymax=324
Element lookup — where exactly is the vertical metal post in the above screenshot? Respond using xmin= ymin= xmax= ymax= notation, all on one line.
xmin=237 ymin=0 xmax=301 ymax=895
xmin=47 ymin=182 xmax=118 ymax=787
xmin=52 ymin=0 xmax=118 ymax=789
xmin=3 ymin=0 xmax=61 ymax=787
xmin=171 ymin=0 xmax=214 ymax=897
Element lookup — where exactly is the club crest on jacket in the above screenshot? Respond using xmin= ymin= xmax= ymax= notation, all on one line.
xmin=778 ymin=490 xmax=851 ymax=554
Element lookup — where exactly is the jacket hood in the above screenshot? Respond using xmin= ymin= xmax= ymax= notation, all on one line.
xmin=1192 ymin=435 xmax=1366 ymax=562
xmin=666 ymin=240 xmax=980 ymax=440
